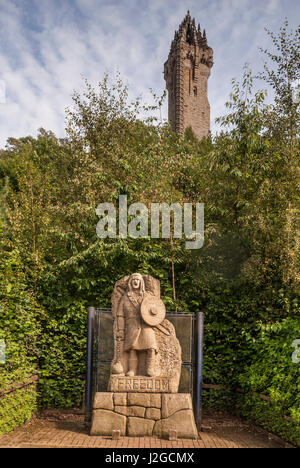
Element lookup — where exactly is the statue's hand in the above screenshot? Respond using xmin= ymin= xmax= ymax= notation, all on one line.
xmin=116 ymin=329 xmax=125 ymax=341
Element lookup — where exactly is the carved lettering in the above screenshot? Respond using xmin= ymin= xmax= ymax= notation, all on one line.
xmin=133 ymin=379 xmax=139 ymax=390
xmin=113 ymin=377 xmax=169 ymax=393
xmin=161 ymin=379 xmax=168 ymax=391
xmin=140 ymin=380 xmax=146 ymax=390
xmin=126 ymin=379 xmax=133 ymax=390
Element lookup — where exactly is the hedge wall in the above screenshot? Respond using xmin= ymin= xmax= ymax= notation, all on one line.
xmin=0 ymin=383 xmax=38 ymax=435
xmin=203 ymin=316 xmax=300 ymax=447
xmin=0 ymin=243 xmax=41 ymax=434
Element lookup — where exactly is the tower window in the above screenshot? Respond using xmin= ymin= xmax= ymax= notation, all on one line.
xmin=193 ymin=86 xmax=198 ymax=96
xmin=186 ymin=25 xmax=194 ymax=45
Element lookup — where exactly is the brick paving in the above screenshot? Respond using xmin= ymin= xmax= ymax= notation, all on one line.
xmin=0 ymin=412 xmax=288 ymax=448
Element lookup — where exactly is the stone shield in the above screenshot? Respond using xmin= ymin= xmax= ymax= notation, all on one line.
xmin=141 ymin=295 xmax=166 ymax=327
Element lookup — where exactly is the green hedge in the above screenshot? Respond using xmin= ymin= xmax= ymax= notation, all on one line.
xmin=0 ymin=384 xmax=37 ymax=434
xmin=203 ymin=316 xmax=300 ymax=447
xmin=0 ymin=240 xmax=41 ymax=434
xmin=37 ymin=300 xmax=88 ymax=408
xmin=237 ymin=394 xmax=299 ymax=447
xmin=203 ymin=390 xmax=299 ymax=447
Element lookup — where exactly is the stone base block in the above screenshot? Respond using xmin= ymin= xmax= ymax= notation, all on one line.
xmin=90 ymin=392 xmax=198 ymax=439
xmin=153 ymin=409 xmax=197 ymax=439
xmin=128 ymin=417 xmax=155 ymax=437
xmin=90 ymin=409 xmax=126 ymax=436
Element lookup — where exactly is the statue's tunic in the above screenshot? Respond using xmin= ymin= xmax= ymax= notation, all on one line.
xmin=117 ymin=293 xmax=158 ymax=352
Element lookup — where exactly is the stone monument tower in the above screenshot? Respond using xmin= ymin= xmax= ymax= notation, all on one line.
xmin=164 ymin=11 xmax=213 ymax=139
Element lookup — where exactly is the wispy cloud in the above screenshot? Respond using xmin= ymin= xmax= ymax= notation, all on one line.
xmin=0 ymin=0 xmax=298 ymax=147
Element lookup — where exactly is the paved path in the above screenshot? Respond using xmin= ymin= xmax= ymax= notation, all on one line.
xmin=0 ymin=412 xmax=287 ymax=448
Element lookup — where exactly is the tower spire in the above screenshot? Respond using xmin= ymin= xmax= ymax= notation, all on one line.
xmin=164 ymin=13 xmax=214 ymax=140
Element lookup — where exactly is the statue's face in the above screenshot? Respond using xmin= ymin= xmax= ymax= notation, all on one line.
xmin=131 ymin=276 xmax=141 ymax=290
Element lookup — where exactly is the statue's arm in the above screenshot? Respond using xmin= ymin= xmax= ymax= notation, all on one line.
xmin=116 ymin=297 xmax=125 ymax=340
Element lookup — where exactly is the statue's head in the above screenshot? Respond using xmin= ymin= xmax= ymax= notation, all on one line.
xmin=128 ymin=273 xmax=145 ymax=294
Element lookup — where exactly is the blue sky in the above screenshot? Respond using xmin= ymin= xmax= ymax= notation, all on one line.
xmin=0 ymin=0 xmax=299 ymax=147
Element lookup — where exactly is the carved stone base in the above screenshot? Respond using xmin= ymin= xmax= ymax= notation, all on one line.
xmin=108 ymin=375 xmax=177 ymax=393
xmin=90 ymin=392 xmax=198 ymax=439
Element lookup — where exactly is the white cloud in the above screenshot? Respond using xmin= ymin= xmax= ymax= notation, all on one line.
xmin=0 ymin=80 xmax=6 ymax=104
xmin=0 ymin=0 xmax=299 ymax=147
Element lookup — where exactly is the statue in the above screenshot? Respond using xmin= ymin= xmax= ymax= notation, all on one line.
xmin=114 ymin=273 xmax=162 ymax=377
xmin=91 ymin=273 xmax=198 ymax=438
xmin=108 ymin=273 xmax=182 ymax=393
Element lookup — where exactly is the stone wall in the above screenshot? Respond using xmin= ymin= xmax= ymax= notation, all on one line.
xmin=91 ymin=392 xmax=198 ymax=439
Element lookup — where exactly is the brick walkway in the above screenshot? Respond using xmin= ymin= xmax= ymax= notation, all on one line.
xmin=0 ymin=412 xmax=288 ymax=448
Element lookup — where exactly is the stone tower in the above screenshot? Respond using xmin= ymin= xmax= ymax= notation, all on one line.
xmin=164 ymin=11 xmax=213 ymax=139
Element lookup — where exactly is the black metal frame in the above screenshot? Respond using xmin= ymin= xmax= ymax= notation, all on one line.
xmin=84 ymin=307 xmax=95 ymax=423
xmin=85 ymin=307 xmax=204 ymax=430
xmin=195 ymin=311 xmax=204 ymax=431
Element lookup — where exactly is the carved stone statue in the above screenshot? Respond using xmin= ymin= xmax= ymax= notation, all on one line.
xmin=108 ymin=273 xmax=181 ymax=393
xmin=115 ymin=273 xmax=158 ymax=377
xmin=91 ymin=273 xmax=198 ymax=438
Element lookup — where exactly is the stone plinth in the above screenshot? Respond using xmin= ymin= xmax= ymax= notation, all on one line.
xmin=90 ymin=392 xmax=198 ymax=439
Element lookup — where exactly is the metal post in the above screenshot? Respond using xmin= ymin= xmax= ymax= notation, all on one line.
xmin=195 ymin=311 xmax=204 ymax=431
xmin=85 ymin=306 xmax=95 ymax=424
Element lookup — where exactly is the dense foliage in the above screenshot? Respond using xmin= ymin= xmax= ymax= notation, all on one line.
xmin=0 ymin=384 xmax=37 ymax=434
xmin=0 ymin=219 xmax=41 ymax=388
xmin=237 ymin=317 xmax=300 ymax=446
xmin=0 ymin=22 xmax=299 ymax=443
xmin=0 ymin=220 xmax=41 ymax=433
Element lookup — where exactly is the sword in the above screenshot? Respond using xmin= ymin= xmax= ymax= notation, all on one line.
xmin=154 ymin=323 xmax=170 ymax=336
